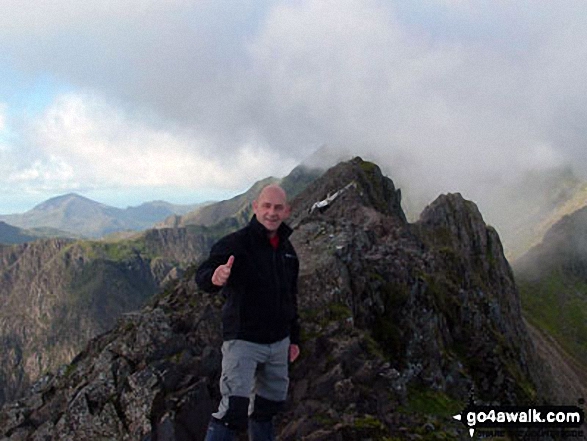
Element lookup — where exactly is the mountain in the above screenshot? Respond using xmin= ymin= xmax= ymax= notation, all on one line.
xmin=508 ymin=181 xmax=587 ymax=260
xmin=0 ymin=164 xmax=322 ymax=408
xmin=0 ymin=157 xmax=581 ymax=440
xmin=157 ymin=164 xmax=324 ymax=229
xmin=478 ymin=166 xmax=587 ymax=261
xmin=0 ymin=222 xmax=38 ymax=244
xmin=0 ymin=226 xmax=220 ymax=406
xmin=0 ymin=194 xmax=203 ymax=238
xmin=514 ymin=205 xmax=587 ymax=369
xmin=0 ymin=221 xmax=76 ymax=245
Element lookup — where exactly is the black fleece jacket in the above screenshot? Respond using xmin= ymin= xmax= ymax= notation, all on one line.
xmin=195 ymin=215 xmax=300 ymax=345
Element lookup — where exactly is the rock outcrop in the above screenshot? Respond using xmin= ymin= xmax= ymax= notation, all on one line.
xmin=0 ymin=158 xmax=577 ymax=440
xmin=0 ymin=227 xmax=218 ymax=407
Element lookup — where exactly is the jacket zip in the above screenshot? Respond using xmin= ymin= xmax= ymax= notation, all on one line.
xmin=272 ymin=248 xmax=281 ymax=326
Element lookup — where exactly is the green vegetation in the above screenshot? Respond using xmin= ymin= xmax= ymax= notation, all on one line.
xmin=299 ymin=302 xmax=353 ymax=330
xmin=392 ymin=387 xmax=466 ymax=440
xmin=359 ymin=159 xmax=379 ymax=176
xmin=313 ymin=413 xmax=336 ymax=427
xmin=517 ymin=270 xmax=587 ymax=366
xmin=186 ymin=221 xmax=242 ymax=243
xmin=280 ymin=165 xmax=322 ymax=199
xmin=353 ymin=414 xmax=387 ymax=431
xmin=347 ymin=414 xmax=391 ymax=439
xmin=358 ymin=160 xmax=393 ymax=214
xmin=403 ymin=386 xmax=464 ymax=417
xmin=422 ymin=272 xmax=460 ymax=328
xmin=65 ymin=236 xmax=154 ymax=262
xmin=327 ymin=302 xmax=353 ymax=321
xmin=371 ymin=276 xmax=410 ymax=362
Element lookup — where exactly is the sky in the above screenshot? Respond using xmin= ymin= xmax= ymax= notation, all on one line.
xmin=0 ymin=0 xmax=586 ymax=216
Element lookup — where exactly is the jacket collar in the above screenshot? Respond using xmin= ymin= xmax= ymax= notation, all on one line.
xmin=250 ymin=215 xmax=293 ymax=241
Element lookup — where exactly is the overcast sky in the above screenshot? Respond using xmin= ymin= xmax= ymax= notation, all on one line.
xmin=0 ymin=0 xmax=586 ymax=215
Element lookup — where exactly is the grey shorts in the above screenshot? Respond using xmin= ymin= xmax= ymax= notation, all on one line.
xmin=213 ymin=337 xmax=290 ymax=419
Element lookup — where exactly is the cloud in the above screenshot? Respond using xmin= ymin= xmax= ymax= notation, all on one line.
xmin=0 ymin=103 xmax=6 ymax=133
xmin=9 ymin=92 xmax=296 ymax=194
xmin=0 ymin=0 xmax=586 ymax=214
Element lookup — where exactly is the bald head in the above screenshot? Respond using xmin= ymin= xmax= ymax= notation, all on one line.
xmin=258 ymin=184 xmax=287 ymax=202
xmin=253 ymin=184 xmax=290 ymax=236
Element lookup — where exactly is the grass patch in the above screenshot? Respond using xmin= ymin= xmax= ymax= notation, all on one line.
xmin=517 ymin=271 xmax=587 ymax=366
xmin=402 ymin=386 xmax=464 ymax=418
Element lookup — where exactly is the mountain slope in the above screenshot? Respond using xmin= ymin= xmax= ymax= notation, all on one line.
xmin=514 ymin=205 xmax=587 ymax=367
xmin=484 ymin=166 xmax=587 ymax=261
xmin=0 ymin=165 xmax=321 ymax=408
xmin=0 ymin=157 xmax=576 ymax=440
xmin=0 ymin=194 xmax=202 ymax=238
xmin=0 ymin=226 xmax=220 ymax=406
xmin=157 ymin=164 xmax=323 ymax=229
xmin=0 ymin=222 xmax=38 ymax=244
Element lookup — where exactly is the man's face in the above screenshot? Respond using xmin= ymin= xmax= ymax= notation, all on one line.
xmin=253 ymin=187 xmax=290 ymax=235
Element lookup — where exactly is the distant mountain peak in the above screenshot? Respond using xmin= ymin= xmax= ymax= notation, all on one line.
xmin=32 ymin=193 xmax=103 ymax=212
xmin=0 ymin=194 xmax=203 ymax=238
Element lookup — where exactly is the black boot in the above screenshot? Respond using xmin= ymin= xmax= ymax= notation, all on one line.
xmin=204 ymin=418 xmax=236 ymax=441
xmin=248 ymin=418 xmax=275 ymax=441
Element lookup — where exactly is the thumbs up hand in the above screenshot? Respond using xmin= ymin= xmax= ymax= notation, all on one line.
xmin=212 ymin=255 xmax=234 ymax=286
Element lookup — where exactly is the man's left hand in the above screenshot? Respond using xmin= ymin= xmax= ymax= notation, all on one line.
xmin=289 ymin=344 xmax=300 ymax=362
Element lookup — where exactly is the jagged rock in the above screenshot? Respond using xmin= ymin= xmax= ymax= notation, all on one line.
xmin=0 ymin=157 xmax=581 ymax=440
xmin=0 ymin=227 xmax=216 ymax=406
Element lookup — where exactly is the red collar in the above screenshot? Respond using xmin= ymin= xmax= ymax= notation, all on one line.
xmin=269 ymin=235 xmax=280 ymax=250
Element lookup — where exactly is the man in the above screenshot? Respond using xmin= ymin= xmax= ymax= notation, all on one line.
xmin=196 ymin=184 xmax=301 ymax=441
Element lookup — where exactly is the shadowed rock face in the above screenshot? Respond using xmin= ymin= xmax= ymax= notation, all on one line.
xmin=0 ymin=165 xmax=323 ymax=410
xmin=0 ymin=158 xmax=574 ymax=440
xmin=0 ymin=228 xmax=218 ymax=407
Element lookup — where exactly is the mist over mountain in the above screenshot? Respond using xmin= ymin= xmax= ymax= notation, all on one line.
xmin=514 ymin=205 xmax=587 ymax=369
xmin=157 ymin=163 xmax=323 ymax=229
xmin=272 ymin=146 xmax=587 ymax=262
xmin=0 ymin=194 xmax=203 ymax=238
xmin=0 ymin=158 xmax=583 ymax=440
xmin=478 ymin=166 xmax=587 ymax=262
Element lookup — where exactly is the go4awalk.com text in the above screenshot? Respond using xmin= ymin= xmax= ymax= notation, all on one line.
xmin=453 ymin=402 xmax=585 ymax=438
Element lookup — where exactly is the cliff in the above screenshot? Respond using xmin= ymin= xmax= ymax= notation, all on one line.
xmin=0 ymin=227 xmax=218 ymax=406
xmin=0 ymin=158 xmax=578 ymax=440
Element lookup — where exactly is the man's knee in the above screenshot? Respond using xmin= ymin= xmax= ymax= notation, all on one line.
xmin=219 ymin=396 xmax=250 ymax=431
xmin=250 ymin=395 xmax=284 ymax=422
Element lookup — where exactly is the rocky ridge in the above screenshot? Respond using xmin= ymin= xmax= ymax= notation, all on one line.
xmin=0 ymin=164 xmax=322 ymax=409
xmin=157 ymin=164 xmax=323 ymax=229
xmin=0 ymin=158 xmax=578 ymax=440
xmin=0 ymin=227 xmax=218 ymax=406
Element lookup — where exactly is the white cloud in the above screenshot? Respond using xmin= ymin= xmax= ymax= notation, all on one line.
xmin=0 ymin=103 xmax=6 ymax=133
xmin=1 ymin=0 xmax=587 ymax=214
xmin=13 ymin=92 xmax=295 ymax=194
xmin=7 ymin=156 xmax=77 ymax=190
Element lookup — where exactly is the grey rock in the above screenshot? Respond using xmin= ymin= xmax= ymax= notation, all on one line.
xmin=0 ymin=157 xmax=581 ymax=440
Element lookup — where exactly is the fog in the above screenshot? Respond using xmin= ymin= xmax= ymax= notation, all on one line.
xmin=0 ymin=0 xmax=586 ymax=254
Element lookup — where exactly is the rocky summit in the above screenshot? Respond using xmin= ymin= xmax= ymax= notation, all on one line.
xmin=0 ymin=157 xmax=580 ymax=440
